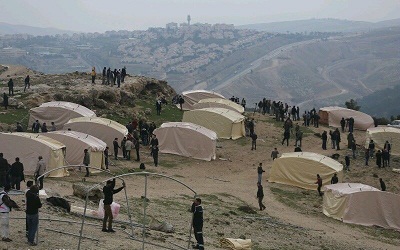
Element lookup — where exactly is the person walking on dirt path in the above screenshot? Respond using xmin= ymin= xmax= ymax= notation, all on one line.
xmin=83 ymin=149 xmax=90 ymax=177
xmin=102 ymin=179 xmax=125 ymax=233
xmin=315 ymin=174 xmax=323 ymax=196
xmin=35 ymin=156 xmax=46 ymax=190
xmin=2 ymin=93 xmax=8 ymax=110
xmin=256 ymin=182 xmax=266 ymax=211
xmin=24 ymin=75 xmax=30 ymax=92
xmin=113 ymin=138 xmax=120 ymax=160
xmin=271 ymin=148 xmax=279 ymax=160
xmin=191 ymin=198 xmax=204 ymax=250
xmin=26 ymin=184 xmax=41 ymax=246
xmin=251 ymin=132 xmax=258 ymax=150
xmin=257 ymin=163 xmax=265 ymax=183
xmin=345 ymin=155 xmax=351 ymax=171
xmin=7 ymin=79 xmax=13 ymax=96
xmin=91 ymin=67 xmax=96 ymax=84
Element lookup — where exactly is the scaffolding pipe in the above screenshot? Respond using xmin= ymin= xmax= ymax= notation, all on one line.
xmin=45 ymin=228 xmax=99 ymax=241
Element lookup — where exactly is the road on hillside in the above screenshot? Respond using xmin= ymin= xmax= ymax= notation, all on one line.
xmin=211 ymin=39 xmax=320 ymax=91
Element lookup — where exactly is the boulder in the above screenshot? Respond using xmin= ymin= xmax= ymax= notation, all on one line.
xmin=8 ymin=97 xmax=18 ymax=106
xmin=72 ymin=182 xmax=104 ymax=201
xmin=94 ymin=98 xmax=107 ymax=109
xmin=120 ymin=90 xmax=135 ymax=106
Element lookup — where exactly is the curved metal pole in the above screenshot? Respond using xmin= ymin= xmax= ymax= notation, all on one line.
xmin=78 ymin=172 xmax=197 ymax=250
xmin=142 ymin=174 xmax=148 ymax=250
xmin=123 ymin=180 xmax=135 ymax=237
xmin=77 ymin=188 xmax=90 ymax=250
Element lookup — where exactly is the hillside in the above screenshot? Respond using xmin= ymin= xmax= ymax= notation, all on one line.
xmin=359 ymin=84 xmax=400 ymax=118
xmin=238 ymin=18 xmax=400 ymax=33
xmin=0 ymin=67 xmax=400 ymax=249
xmin=0 ymin=22 xmax=75 ymax=36
xmin=218 ymin=27 xmax=400 ymax=109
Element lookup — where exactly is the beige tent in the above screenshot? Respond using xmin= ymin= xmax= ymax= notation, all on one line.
xmin=319 ymin=106 xmax=374 ymax=130
xmin=182 ymin=108 xmax=245 ymax=140
xmin=269 ymin=152 xmax=343 ymax=190
xmin=45 ymin=131 xmax=107 ymax=170
xmin=365 ymin=127 xmax=399 ymax=156
xmin=153 ymin=122 xmax=217 ymax=161
xmin=194 ymin=98 xmax=244 ymax=114
xmin=63 ymin=117 xmax=128 ymax=150
xmin=29 ymin=101 xmax=96 ymax=129
xmin=323 ymin=183 xmax=400 ymax=231
xmin=178 ymin=90 xmax=225 ymax=110
xmin=0 ymin=132 xmax=68 ymax=177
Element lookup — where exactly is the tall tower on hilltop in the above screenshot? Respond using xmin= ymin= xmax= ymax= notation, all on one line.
xmin=187 ymin=15 xmax=191 ymax=25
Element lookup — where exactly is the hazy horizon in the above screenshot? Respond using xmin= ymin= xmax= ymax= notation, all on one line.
xmin=1 ymin=0 xmax=400 ymax=32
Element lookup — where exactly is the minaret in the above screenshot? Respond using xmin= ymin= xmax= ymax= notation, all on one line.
xmin=187 ymin=15 xmax=191 ymax=26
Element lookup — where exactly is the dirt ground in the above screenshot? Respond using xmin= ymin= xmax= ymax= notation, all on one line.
xmin=3 ymin=111 xmax=400 ymax=250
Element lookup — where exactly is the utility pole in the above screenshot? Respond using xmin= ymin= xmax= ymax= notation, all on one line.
xmin=187 ymin=15 xmax=191 ymax=26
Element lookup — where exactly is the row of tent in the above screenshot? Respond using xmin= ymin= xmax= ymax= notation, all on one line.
xmin=268 ymin=152 xmax=400 ymax=231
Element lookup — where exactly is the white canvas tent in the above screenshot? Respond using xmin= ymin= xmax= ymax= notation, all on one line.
xmin=269 ymin=152 xmax=343 ymax=190
xmin=194 ymin=98 xmax=244 ymax=114
xmin=182 ymin=108 xmax=245 ymax=140
xmin=365 ymin=127 xmax=399 ymax=156
xmin=153 ymin=122 xmax=217 ymax=161
xmin=45 ymin=131 xmax=107 ymax=170
xmin=29 ymin=101 xmax=96 ymax=129
xmin=63 ymin=117 xmax=128 ymax=150
xmin=0 ymin=132 xmax=68 ymax=177
xmin=323 ymin=183 xmax=400 ymax=231
xmin=319 ymin=106 xmax=374 ymax=130
xmin=178 ymin=90 xmax=225 ymax=110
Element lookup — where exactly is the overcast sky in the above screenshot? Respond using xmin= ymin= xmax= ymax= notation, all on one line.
xmin=1 ymin=0 xmax=400 ymax=32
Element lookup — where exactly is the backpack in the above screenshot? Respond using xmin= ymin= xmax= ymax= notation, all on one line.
xmin=139 ymin=163 xmax=146 ymax=170
xmin=0 ymin=192 xmax=19 ymax=211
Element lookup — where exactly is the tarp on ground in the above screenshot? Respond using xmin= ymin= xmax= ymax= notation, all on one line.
xmin=194 ymin=98 xmax=244 ymax=114
xmin=28 ymin=101 xmax=96 ymax=129
xmin=182 ymin=108 xmax=245 ymax=140
xmin=365 ymin=127 xmax=400 ymax=156
xmin=319 ymin=106 xmax=374 ymax=131
xmin=45 ymin=131 xmax=107 ymax=170
xmin=0 ymin=132 xmax=68 ymax=177
xmin=63 ymin=117 xmax=128 ymax=150
xmin=323 ymin=183 xmax=400 ymax=231
xmin=153 ymin=122 xmax=217 ymax=161
xmin=269 ymin=152 xmax=343 ymax=190
xmin=178 ymin=90 xmax=225 ymax=110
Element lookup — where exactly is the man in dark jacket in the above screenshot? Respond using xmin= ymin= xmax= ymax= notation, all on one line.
xmin=321 ymin=131 xmax=327 ymax=150
xmin=83 ymin=149 xmax=90 ymax=177
xmin=379 ymin=178 xmax=386 ymax=191
xmin=113 ymin=138 xmax=120 ymax=160
xmin=0 ymin=153 xmax=10 ymax=187
xmin=26 ymin=185 xmax=41 ymax=246
xmin=10 ymin=157 xmax=24 ymax=190
xmin=3 ymin=93 xmax=8 ymax=110
xmin=257 ymin=163 xmax=265 ymax=183
xmin=376 ymin=150 xmax=382 ymax=168
xmin=102 ymin=179 xmax=125 ymax=232
xmin=191 ymin=198 xmax=204 ymax=250
xmin=257 ymin=182 xmax=266 ymax=211
xmin=315 ymin=174 xmax=323 ymax=196
xmin=330 ymin=173 xmax=338 ymax=184
xmin=24 ymin=75 xmax=30 ymax=92
xmin=340 ymin=118 xmax=346 ymax=132
xmin=7 ymin=79 xmax=13 ymax=96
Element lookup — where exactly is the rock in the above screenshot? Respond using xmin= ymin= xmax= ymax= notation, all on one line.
xmin=72 ymin=182 xmax=103 ymax=201
xmin=145 ymin=108 xmax=152 ymax=115
xmin=16 ymin=102 xmax=26 ymax=109
xmin=8 ymin=97 xmax=18 ymax=106
xmin=99 ymin=89 xmax=117 ymax=103
xmin=149 ymin=217 xmax=175 ymax=233
xmin=94 ymin=98 xmax=107 ymax=109
xmin=120 ymin=90 xmax=135 ymax=106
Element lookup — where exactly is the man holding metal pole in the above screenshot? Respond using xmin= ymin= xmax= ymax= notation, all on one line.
xmin=102 ymin=179 xmax=125 ymax=232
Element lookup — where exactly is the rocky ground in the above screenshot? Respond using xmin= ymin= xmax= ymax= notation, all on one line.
xmin=1 ymin=65 xmax=399 ymax=250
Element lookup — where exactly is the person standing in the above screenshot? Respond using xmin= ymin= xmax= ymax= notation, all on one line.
xmin=102 ymin=179 xmax=125 ymax=232
xmin=91 ymin=67 xmax=96 ymax=84
xmin=7 ymin=79 xmax=14 ymax=96
xmin=113 ymin=138 xmax=120 ymax=160
xmin=271 ymin=148 xmax=279 ymax=160
xmin=281 ymin=129 xmax=290 ymax=146
xmin=295 ymin=129 xmax=303 ymax=147
xmin=321 ymin=131 xmax=327 ymax=150
xmin=257 ymin=163 xmax=265 ymax=183
xmin=384 ymin=140 xmax=391 ymax=167
xmin=256 ymin=182 xmax=266 ymax=211
xmin=10 ymin=157 xmax=24 ymax=190
xmin=116 ymin=70 xmax=121 ymax=88
xmin=102 ymin=67 xmax=106 ymax=85
xmin=0 ymin=153 xmax=10 ymax=188
xmin=348 ymin=117 xmax=355 ymax=133
xmin=24 ymin=75 xmax=30 ymax=92
xmin=315 ymin=174 xmax=323 ymax=196
xmin=379 ymin=178 xmax=386 ymax=191
xmin=151 ymin=144 xmax=159 ymax=167
xmin=121 ymin=67 xmax=126 ymax=83
xmin=251 ymin=132 xmax=257 ymax=150
xmin=376 ymin=150 xmax=382 ymax=168
xmin=156 ymin=99 xmax=162 ymax=115
xmin=32 ymin=120 xmax=41 ymax=133
xmin=106 ymin=67 xmax=111 ymax=85
xmin=365 ymin=148 xmax=370 ymax=166
xmin=351 ymin=140 xmax=357 ymax=159
xmin=333 ymin=128 xmax=341 ymax=150
xmin=2 ymin=93 xmax=8 ymax=110
xmin=191 ymin=198 xmax=204 ymax=250
xmin=83 ymin=149 xmax=90 ymax=177
xmin=104 ymin=147 xmax=109 ymax=169
xmin=125 ymin=139 xmax=133 ymax=161
xmin=345 ymin=155 xmax=351 ymax=171
xmin=178 ymin=95 xmax=185 ymax=111
xmin=0 ymin=185 xmax=19 ymax=242
xmin=26 ymin=185 xmax=41 ymax=246
xmin=35 ymin=156 xmax=46 ymax=190
xmin=347 ymin=132 xmax=354 ymax=149
xmin=382 ymin=149 xmax=389 ymax=168
xmin=368 ymin=140 xmax=375 ymax=158
xmin=133 ymin=136 xmax=140 ymax=162
xmin=340 ymin=118 xmax=346 ymax=132
xmin=121 ymin=137 xmax=127 ymax=159
xmin=329 ymin=130 xmax=336 ymax=149
xmin=330 ymin=173 xmax=338 ymax=184
xmin=248 ymin=118 xmax=255 ymax=137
